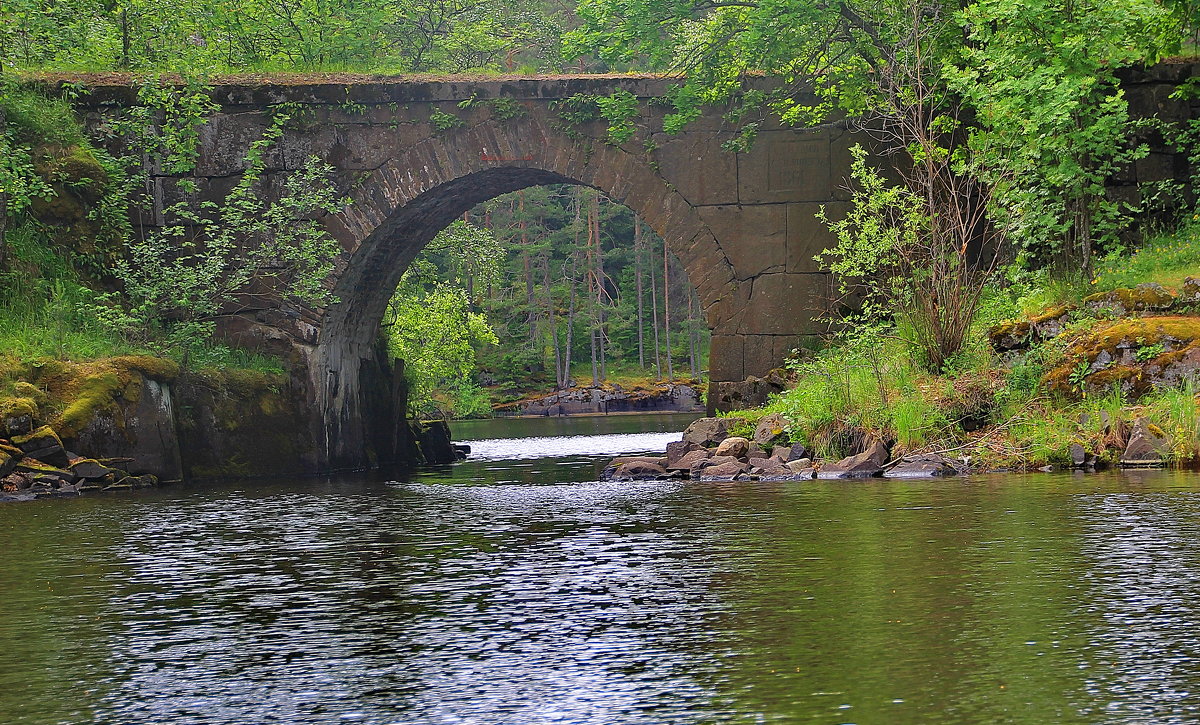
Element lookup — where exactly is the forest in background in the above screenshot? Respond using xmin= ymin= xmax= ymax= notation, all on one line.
xmin=388 ymin=187 xmax=708 ymax=418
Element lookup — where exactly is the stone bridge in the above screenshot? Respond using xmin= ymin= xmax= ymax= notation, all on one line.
xmin=72 ymin=74 xmax=858 ymax=471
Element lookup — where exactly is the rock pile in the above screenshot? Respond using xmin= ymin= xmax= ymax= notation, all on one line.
xmin=600 ymin=417 xmax=968 ymax=482
xmin=0 ymin=423 xmax=160 ymax=502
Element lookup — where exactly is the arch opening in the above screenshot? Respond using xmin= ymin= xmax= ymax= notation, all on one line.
xmin=314 ymin=165 xmax=722 ymax=468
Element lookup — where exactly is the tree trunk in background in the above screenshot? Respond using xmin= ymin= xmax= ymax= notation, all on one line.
xmin=663 ymin=241 xmax=673 ymax=383
xmin=520 ymin=192 xmax=536 ymax=344
xmin=546 ymin=257 xmax=563 ymax=390
xmin=585 ymin=193 xmax=599 ymax=386
xmin=634 ymin=219 xmax=644 ymax=369
xmin=564 ymin=255 xmax=577 ymax=388
xmin=649 ymin=250 xmax=662 ymax=379
xmin=688 ymin=290 xmax=698 ymax=378
xmin=462 ymin=212 xmax=474 ymax=301
xmin=593 ymin=193 xmax=606 ymax=382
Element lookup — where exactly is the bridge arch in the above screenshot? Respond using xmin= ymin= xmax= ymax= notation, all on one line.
xmin=312 ymin=115 xmax=745 ymax=466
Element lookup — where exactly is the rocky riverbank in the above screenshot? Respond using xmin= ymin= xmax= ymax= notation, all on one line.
xmin=603 ymin=411 xmax=1174 ymax=483
xmin=0 ymin=423 xmax=163 ymax=501
xmin=495 ymin=381 xmax=704 ymax=416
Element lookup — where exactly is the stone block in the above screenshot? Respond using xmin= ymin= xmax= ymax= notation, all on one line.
xmin=697 ymin=204 xmax=787 ymax=280
xmin=738 ymin=273 xmax=833 ymax=336
xmin=651 ymin=132 xmax=739 ymax=205
xmin=708 ymin=334 xmax=745 ymax=382
xmin=787 ymin=202 xmax=846 ymax=273
xmin=738 ymin=130 xmax=832 ymax=203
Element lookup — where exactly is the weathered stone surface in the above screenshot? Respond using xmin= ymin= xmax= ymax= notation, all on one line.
xmin=69 ymin=459 xmax=114 ymax=480
xmin=12 ymin=426 xmax=63 ymax=455
xmin=819 ymin=439 xmax=889 ymax=479
xmin=668 ymin=449 xmax=711 ymax=471
xmin=884 ymin=454 xmax=960 ymax=478
xmin=1083 ymin=283 xmax=1176 ymax=315
xmin=602 ymin=456 xmax=669 ymax=480
xmin=786 ymin=458 xmax=812 ymax=472
xmin=749 ymin=459 xmax=791 ymax=476
xmin=1121 ymin=417 xmax=1169 ymax=467
xmin=753 ymin=413 xmax=789 ymax=446
xmin=710 ymin=368 xmax=791 ymax=412
xmin=690 ymin=455 xmax=741 ymax=477
xmin=1179 ymin=277 xmax=1200 ymax=304
xmin=698 ymin=461 xmax=748 ymax=480
xmin=1070 ymin=443 xmax=1088 ymax=467
xmin=683 ymin=418 xmax=745 ymax=447
xmin=714 ymin=436 xmax=751 ymax=458
xmin=665 ymin=440 xmax=704 ymax=467
xmin=0 ymin=450 xmax=16 ymax=479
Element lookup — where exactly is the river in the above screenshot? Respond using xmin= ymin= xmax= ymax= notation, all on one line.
xmin=4 ymin=413 xmax=1200 ymax=724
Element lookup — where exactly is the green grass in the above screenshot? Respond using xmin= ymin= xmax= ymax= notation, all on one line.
xmin=1094 ymin=213 xmax=1200 ymax=291
xmin=0 ymin=224 xmax=286 ymax=375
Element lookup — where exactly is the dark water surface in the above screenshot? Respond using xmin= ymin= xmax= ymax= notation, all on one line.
xmin=4 ymin=413 xmax=1200 ymax=724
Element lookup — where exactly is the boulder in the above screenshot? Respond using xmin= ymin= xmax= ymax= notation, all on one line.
xmin=665 ymin=440 xmax=704 ymax=467
xmin=782 ymin=443 xmax=808 ymax=462
xmin=0 ymin=449 xmax=16 ymax=479
xmin=819 ymin=439 xmax=889 ymax=479
xmin=1083 ymin=283 xmax=1176 ymax=315
xmin=1069 ymin=443 xmax=1088 ymax=468
xmin=12 ymin=425 xmax=63 ymax=455
xmin=0 ymin=398 xmax=35 ymax=437
xmin=69 ymin=459 xmax=114 ymax=480
xmin=753 ymin=413 xmax=789 ymax=446
xmin=884 ymin=454 xmax=960 ymax=478
xmin=714 ymin=436 xmax=751 ymax=458
xmin=1179 ymin=276 xmax=1200 ymax=305
xmin=690 ymin=455 xmax=741 ymax=478
xmin=602 ymin=456 xmax=669 ymax=480
xmin=786 ymin=458 xmax=812 ymax=472
xmin=682 ymin=417 xmax=745 ymax=447
xmin=749 ymin=458 xmax=791 ymax=476
xmin=1120 ymin=417 xmax=1169 ymax=467
xmin=698 ymin=461 xmax=747 ymax=480
xmin=668 ymin=449 xmax=710 ymax=471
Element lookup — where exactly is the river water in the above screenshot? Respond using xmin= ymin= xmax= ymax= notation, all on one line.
xmin=4 ymin=412 xmax=1200 ymax=724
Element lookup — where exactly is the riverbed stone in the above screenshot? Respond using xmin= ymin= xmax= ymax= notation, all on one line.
xmin=786 ymin=458 xmax=812 ymax=472
xmin=12 ymin=425 xmax=59 ymax=451
xmin=699 ymin=461 xmax=748 ymax=480
xmin=1070 ymin=443 xmax=1088 ymax=467
xmin=819 ymin=439 xmax=889 ymax=478
xmin=602 ymin=456 xmax=668 ymax=480
xmin=884 ymin=454 xmax=960 ymax=478
xmin=69 ymin=459 xmax=113 ymax=480
xmin=668 ymin=449 xmax=711 ymax=471
xmin=714 ymin=436 xmax=751 ymax=458
xmin=753 ymin=413 xmax=789 ymax=446
xmin=665 ymin=440 xmax=704 ymax=467
xmin=690 ymin=455 xmax=741 ymax=477
xmin=682 ymin=417 xmax=745 ymax=447
xmin=1120 ymin=417 xmax=1169 ymax=467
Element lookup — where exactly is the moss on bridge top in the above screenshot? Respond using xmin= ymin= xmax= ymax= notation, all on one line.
xmin=26 ymin=71 xmax=689 ymax=104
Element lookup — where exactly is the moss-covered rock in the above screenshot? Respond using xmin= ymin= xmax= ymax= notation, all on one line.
xmin=1045 ymin=316 xmax=1200 ymax=395
xmin=1083 ymin=283 xmax=1177 ymax=315
xmin=175 ymin=367 xmax=315 ymax=479
xmin=989 ymin=305 xmax=1075 ymax=352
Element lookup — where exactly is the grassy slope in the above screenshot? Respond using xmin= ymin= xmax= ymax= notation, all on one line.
xmin=724 ymin=214 xmax=1200 ymax=469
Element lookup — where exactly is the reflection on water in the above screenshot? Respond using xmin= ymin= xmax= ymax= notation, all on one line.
xmin=3 ymin=415 xmax=1200 ymax=724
